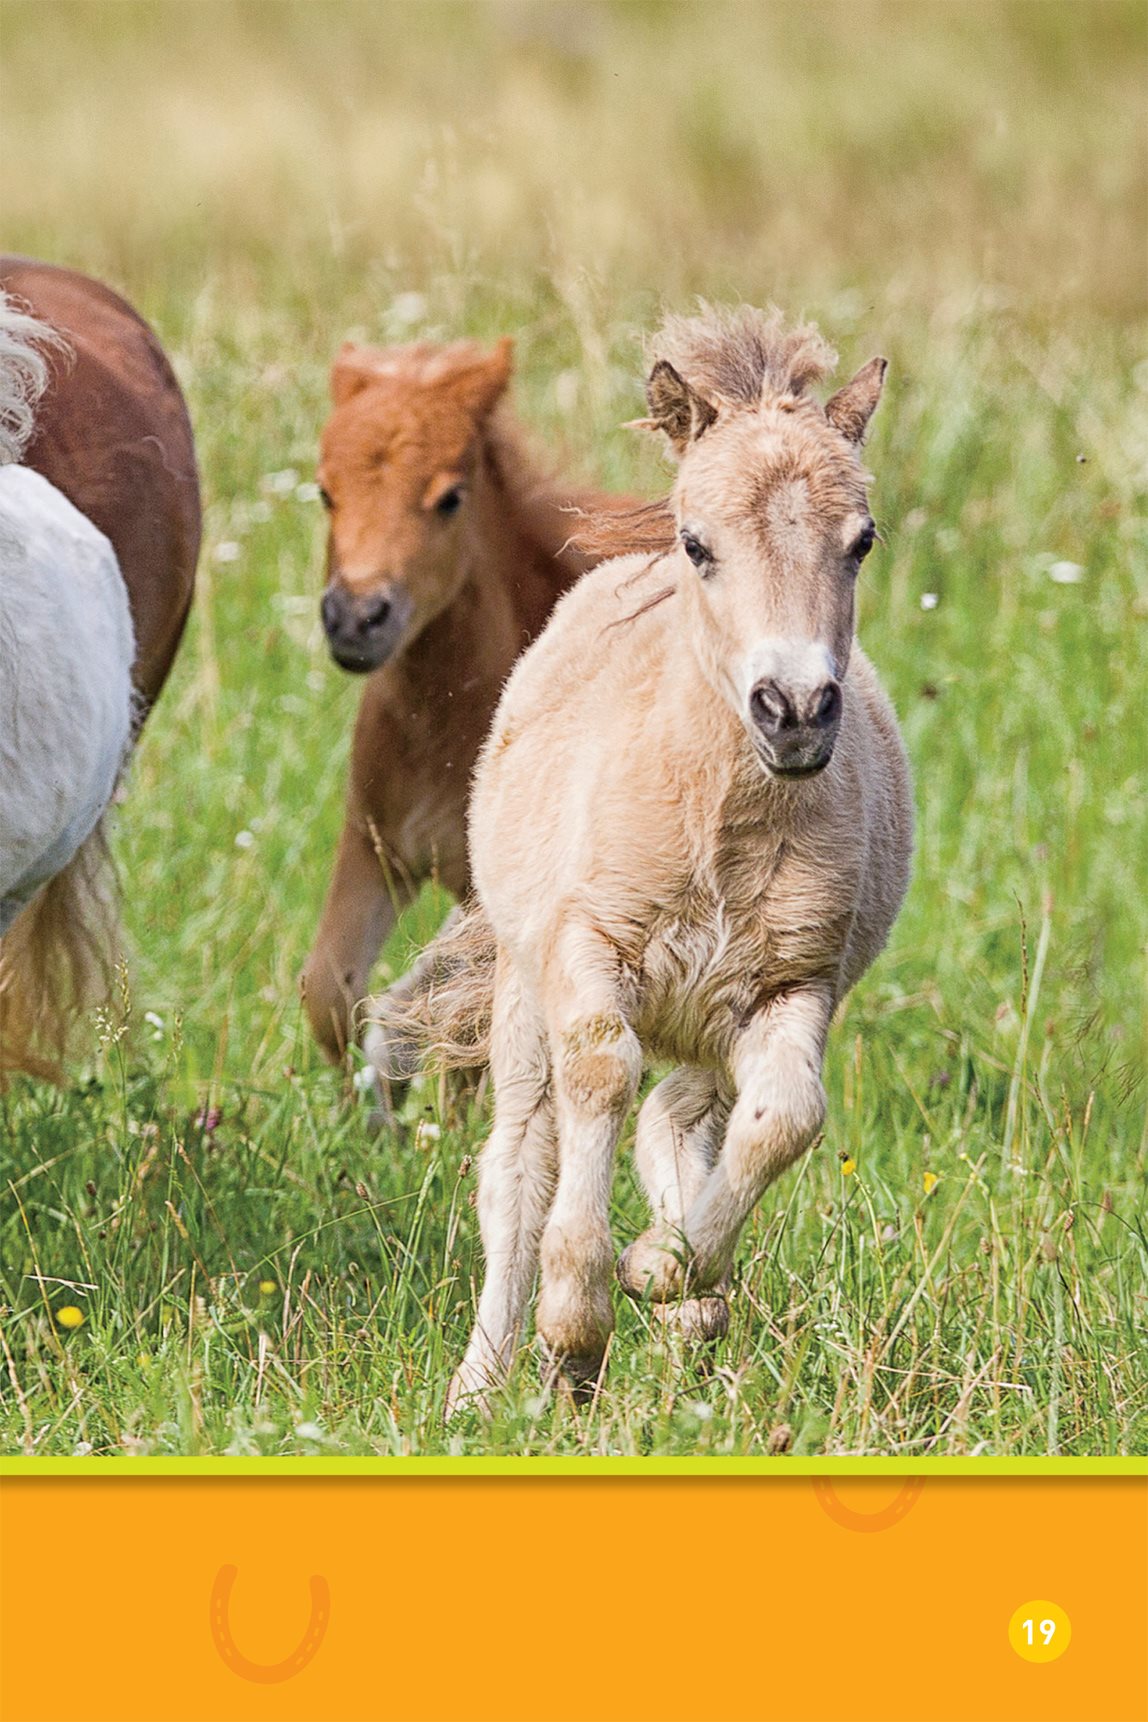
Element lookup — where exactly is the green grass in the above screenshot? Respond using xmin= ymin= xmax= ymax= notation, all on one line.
xmin=1 ymin=0 xmax=1145 ymax=1457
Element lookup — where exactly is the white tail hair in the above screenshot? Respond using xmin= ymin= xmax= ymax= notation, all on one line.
xmin=0 ymin=291 xmax=65 ymax=466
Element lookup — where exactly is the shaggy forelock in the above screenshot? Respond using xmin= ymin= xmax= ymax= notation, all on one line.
xmin=650 ymin=303 xmax=837 ymax=408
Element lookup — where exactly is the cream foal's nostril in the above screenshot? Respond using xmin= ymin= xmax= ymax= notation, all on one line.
xmin=811 ymin=682 xmax=841 ymax=729
xmin=749 ymin=679 xmax=796 ymax=736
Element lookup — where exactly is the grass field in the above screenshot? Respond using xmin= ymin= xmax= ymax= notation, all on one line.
xmin=1 ymin=0 xmax=1145 ymax=1457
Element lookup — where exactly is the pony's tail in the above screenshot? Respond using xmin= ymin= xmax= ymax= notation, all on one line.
xmin=0 ymin=823 xmax=121 ymax=1082
xmin=360 ymin=900 xmax=498 ymax=1077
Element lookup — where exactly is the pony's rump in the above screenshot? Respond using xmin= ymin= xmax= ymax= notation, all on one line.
xmin=0 ymin=271 xmax=141 ymax=1083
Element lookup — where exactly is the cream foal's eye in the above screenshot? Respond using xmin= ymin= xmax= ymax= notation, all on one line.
xmin=680 ymin=529 xmax=712 ymax=570
xmin=850 ymin=518 xmax=876 ymax=562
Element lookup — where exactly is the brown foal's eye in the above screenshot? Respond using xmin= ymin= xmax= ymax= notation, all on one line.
xmin=435 ymin=486 xmax=464 ymax=518
xmin=680 ymin=529 xmax=713 ymax=571
xmin=319 ymin=486 xmax=333 ymax=511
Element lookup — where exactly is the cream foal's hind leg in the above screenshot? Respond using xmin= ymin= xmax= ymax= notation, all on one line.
xmin=447 ymin=961 xmax=556 ymax=1418
xmin=617 ymin=1066 xmax=732 ymax=1340
xmin=535 ymin=929 xmax=642 ymax=1395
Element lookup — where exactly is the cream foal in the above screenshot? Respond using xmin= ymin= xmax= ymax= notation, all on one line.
xmin=386 ymin=306 xmax=913 ymax=1412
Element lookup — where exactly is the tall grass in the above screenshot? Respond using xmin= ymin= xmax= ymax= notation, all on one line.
xmin=1 ymin=0 xmax=1145 ymax=1455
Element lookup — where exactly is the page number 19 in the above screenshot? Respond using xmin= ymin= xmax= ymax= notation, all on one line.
xmin=1009 ymin=1600 xmax=1071 ymax=1663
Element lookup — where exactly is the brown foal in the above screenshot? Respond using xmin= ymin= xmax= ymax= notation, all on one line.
xmin=302 ymin=336 xmax=634 ymax=1071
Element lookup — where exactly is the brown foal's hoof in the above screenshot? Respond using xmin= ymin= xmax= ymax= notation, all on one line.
xmin=655 ymin=1295 xmax=729 ymax=1343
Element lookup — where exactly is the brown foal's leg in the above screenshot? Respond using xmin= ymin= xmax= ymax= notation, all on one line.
xmin=302 ymin=811 xmax=414 ymax=1063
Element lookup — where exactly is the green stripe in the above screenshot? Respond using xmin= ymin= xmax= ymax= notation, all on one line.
xmin=1 ymin=1456 xmax=1144 ymax=1478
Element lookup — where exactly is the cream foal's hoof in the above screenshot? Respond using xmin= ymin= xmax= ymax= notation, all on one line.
xmin=618 ymin=1235 xmax=729 ymax=1342
xmin=654 ymin=1296 xmax=729 ymax=1343
xmin=616 ymin=1231 xmax=688 ymax=1301
xmin=536 ymin=1338 xmax=607 ymax=1403
xmin=444 ymin=1368 xmax=492 ymax=1423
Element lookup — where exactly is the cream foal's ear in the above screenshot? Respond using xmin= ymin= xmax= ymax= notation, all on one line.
xmin=824 ymin=356 xmax=888 ymax=445
xmin=643 ymin=359 xmax=718 ymax=454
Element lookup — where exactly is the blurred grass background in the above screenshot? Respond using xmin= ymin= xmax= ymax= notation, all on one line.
xmin=1 ymin=0 xmax=1145 ymax=1456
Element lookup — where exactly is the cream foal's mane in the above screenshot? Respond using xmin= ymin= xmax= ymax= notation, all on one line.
xmin=651 ymin=302 xmax=837 ymax=406
xmin=574 ymin=305 xmax=842 ymax=565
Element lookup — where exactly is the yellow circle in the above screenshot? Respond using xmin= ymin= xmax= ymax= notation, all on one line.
xmin=1008 ymin=1599 xmax=1072 ymax=1663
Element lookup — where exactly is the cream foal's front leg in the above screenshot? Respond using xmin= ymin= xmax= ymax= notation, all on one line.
xmin=619 ymin=985 xmax=833 ymax=1301
xmin=617 ymin=1066 xmax=733 ymax=1340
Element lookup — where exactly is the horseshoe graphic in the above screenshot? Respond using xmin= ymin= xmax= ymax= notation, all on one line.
xmin=811 ymin=1477 xmax=924 ymax=1532
xmin=209 ymin=1564 xmax=330 ymax=1683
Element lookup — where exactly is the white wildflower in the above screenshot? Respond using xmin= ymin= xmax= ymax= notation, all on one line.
xmin=388 ymin=291 xmax=427 ymax=331
xmin=262 ymin=468 xmax=299 ymax=496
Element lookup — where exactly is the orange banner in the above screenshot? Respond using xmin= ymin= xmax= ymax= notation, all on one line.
xmin=2 ymin=1477 xmax=1145 ymax=1722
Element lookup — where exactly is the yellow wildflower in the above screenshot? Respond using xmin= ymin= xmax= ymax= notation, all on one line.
xmin=258 ymin=1280 xmax=277 ymax=1295
xmin=923 ymin=1171 xmax=938 ymax=1195
xmin=840 ymin=1157 xmax=856 ymax=1177
xmin=56 ymin=1305 xmax=85 ymax=1330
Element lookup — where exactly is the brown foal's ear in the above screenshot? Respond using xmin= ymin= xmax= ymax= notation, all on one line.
xmin=330 ymin=342 xmax=394 ymax=406
xmin=445 ymin=336 xmax=514 ymax=423
xmin=642 ymin=359 xmax=718 ymax=454
xmin=824 ymin=356 xmax=888 ymax=445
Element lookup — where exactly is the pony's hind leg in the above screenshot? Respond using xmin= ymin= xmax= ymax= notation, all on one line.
xmin=535 ymin=929 xmax=642 ymax=1395
xmin=617 ymin=1066 xmax=732 ymax=1341
xmin=447 ymin=959 xmax=556 ymax=1418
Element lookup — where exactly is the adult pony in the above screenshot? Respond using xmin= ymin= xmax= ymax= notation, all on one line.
xmin=0 ymin=297 xmax=132 ymax=1076
xmin=0 ymin=262 xmax=200 ymax=1077
xmin=302 ymin=335 xmax=637 ymax=1078
xmin=0 ymin=257 xmax=200 ymax=715
xmin=393 ymin=306 xmax=913 ymax=1411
